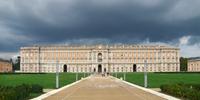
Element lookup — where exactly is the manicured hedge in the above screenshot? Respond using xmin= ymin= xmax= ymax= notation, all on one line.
xmin=160 ymin=83 xmax=200 ymax=100
xmin=0 ymin=84 xmax=43 ymax=100
xmin=30 ymin=84 xmax=43 ymax=93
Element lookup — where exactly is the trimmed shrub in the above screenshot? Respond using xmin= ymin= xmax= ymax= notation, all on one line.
xmin=160 ymin=83 xmax=200 ymax=100
xmin=30 ymin=84 xmax=43 ymax=93
xmin=0 ymin=84 xmax=43 ymax=100
xmin=191 ymin=84 xmax=200 ymax=91
xmin=15 ymin=84 xmax=31 ymax=100
xmin=0 ymin=86 xmax=16 ymax=100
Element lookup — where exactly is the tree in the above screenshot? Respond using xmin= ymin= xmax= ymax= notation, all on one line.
xmin=180 ymin=57 xmax=188 ymax=71
xmin=13 ymin=56 xmax=20 ymax=70
xmin=10 ymin=58 xmax=14 ymax=72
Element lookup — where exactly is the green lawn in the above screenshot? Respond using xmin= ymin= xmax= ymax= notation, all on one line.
xmin=0 ymin=73 xmax=88 ymax=89
xmin=113 ymin=72 xmax=200 ymax=88
xmin=1 ymin=72 xmax=200 ymax=89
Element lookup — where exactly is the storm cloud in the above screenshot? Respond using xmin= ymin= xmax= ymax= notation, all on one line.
xmin=0 ymin=0 xmax=200 ymax=58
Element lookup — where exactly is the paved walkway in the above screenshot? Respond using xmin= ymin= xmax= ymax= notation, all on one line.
xmin=44 ymin=75 xmax=166 ymax=100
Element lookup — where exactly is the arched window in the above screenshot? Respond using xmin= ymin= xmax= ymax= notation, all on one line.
xmin=98 ymin=53 xmax=103 ymax=62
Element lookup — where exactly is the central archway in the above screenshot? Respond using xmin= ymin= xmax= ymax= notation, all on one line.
xmin=98 ymin=64 xmax=102 ymax=73
xmin=133 ymin=64 xmax=137 ymax=72
xmin=63 ymin=64 xmax=67 ymax=72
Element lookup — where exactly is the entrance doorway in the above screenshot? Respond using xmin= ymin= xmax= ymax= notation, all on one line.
xmin=104 ymin=68 xmax=106 ymax=73
xmin=133 ymin=64 xmax=137 ymax=72
xmin=63 ymin=64 xmax=67 ymax=72
xmin=98 ymin=64 xmax=102 ymax=73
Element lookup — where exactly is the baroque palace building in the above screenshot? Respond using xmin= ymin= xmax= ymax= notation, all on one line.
xmin=20 ymin=44 xmax=180 ymax=73
xmin=188 ymin=57 xmax=200 ymax=72
xmin=0 ymin=59 xmax=12 ymax=72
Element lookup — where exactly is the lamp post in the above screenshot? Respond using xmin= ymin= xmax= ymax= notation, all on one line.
xmin=123 ymin=64 xmax=126 ymax=81
xmin=56 ymin=60 xmax=59 ymax=89
xmin=83 ymin=68 xmax=85 ymax=78
xmin=76 ymin=64 xmax=78 ymax=81
xmin=115 ymin=68 xmax=118 ymax=78
xmin=144 ymin=60 xmax=148 ymax=88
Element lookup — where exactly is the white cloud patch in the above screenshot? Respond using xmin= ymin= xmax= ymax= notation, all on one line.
xmin=179 ymin=36 xmax=191 ymax=45
xmin=177 ymin=35 xmax=200 ymax=57
xmin=180 ymin=44 xmax=200 ymax=57
xmin=0 ymin=52 xmax=18 ymax=60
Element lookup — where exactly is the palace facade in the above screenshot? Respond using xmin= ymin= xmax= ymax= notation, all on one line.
xmin=188 ymin=57 xmax=200 ymax=72
xmin=0 ymin=59 xmax=12 ymax=72
xmin=20 ymin=44 xmax=180 ymax=73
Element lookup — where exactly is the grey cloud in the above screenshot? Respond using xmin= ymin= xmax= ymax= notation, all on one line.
xmin=0 ymin=0 xmax=200 ymax=55
xmin=188 ymin=36 xmax=200 ymax=46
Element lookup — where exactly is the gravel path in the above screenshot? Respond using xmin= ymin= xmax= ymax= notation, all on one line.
xmin=44 ymin=75 xmax=165 ymax=100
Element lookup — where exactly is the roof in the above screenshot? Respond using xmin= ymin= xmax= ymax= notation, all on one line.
xmin=188 ymin=57 xmax=200 ymax=61
xmin=21 ymin=43 xmax=179 ymax=50
xmin=0 ymin=58 xmax=10 ymax=63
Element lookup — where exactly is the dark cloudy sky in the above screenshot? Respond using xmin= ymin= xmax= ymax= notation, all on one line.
xmin=0 ymin=0 xmax=200 ymax=59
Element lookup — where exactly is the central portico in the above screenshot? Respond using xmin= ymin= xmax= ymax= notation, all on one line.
xmin=93 ymin=46 xmax=108 ymax=74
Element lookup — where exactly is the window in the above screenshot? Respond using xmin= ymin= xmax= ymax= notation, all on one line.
xmin=98 ymin=53 xmax=103 ymax=62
